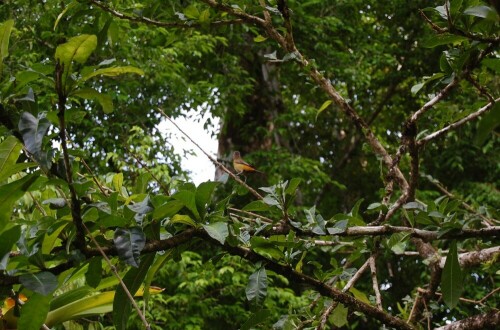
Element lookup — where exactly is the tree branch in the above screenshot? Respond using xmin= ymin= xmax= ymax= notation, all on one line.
xmin=417 ymin=98 xmax=499 ymax=146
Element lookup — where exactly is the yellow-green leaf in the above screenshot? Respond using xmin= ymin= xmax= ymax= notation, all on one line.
xmin=316 ymin=100 xmax=332 ymax=119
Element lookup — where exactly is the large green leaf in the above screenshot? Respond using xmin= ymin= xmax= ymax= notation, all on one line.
xmin=81 ymin=66 xmax=144 ymax=81
xmin=113 ymin=227 xmax=146 ymax=267
xmin=172 ymin=190 xmax=200 ymax=221
xmin=19 ymin=271 xmax=58 ymax=295
xmin=330 ymin=303 xmax=348 ymax=327
xmin=86 ymin=257 xmax=103 ymax=288
xmin=203 ymin=222 xmax=229 ymax=245
xmin=0 ymin=225 xmax=21 ymax=266
xmin=246 ymin=266 xmax=268 ymax=307
xmin=241 ymin=309 xmax=272 ymax=330
xmin=0 ymin=136 xmax=22 ymax=182
xmin=0 ymin=173 xmax=39 ymax=228
xmin=55 ymin=34 xmax=97 ymax=67
xmin=441 ymin=241 xmax=463 ymax=309
xmin=113 ymin=253 xmax=155 ymax=330
xmin=0 ymin=19 xmax=14 ymax=77
xmin=71 ymin=88 xmax=114 ymax=114
xmin=195 ymin=181 xmax=219 ymax=218
xmin=18 ymin=112 xmax=51 ymax=168
xmin=17 ymin=293 xmax=51 ymax=330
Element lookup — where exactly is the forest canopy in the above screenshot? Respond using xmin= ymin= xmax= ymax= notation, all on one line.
xmin=0 ymin=0 xmax=499 ymax=329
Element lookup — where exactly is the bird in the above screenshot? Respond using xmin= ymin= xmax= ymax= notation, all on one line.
xmin=232 ymin=151 xmax=263 ymax=175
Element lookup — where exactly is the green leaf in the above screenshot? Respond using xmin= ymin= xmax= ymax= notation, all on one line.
xmin=42 ymin=220 xmax=69 ymax=254
xmin=0 ymin=173 xmax=39 ymax=228
xmin=349 ymin=287 xmax=370 ymax=305
xmin=441 ymin=241 xmax=463 ymax=309
xmin=246 ymin=266 xmax=267 ymax=307
xmin=54 ymin=0 xmax=79 ymax=31
xmin=0 ymin=19 xmax=14 ymax=76
xmin=17 ymin=293 xmax=51 ymax=330
xmin=81 ymin=66 xmax=144 ymax=82
xmin=463 ymin=5 xmax=499 ymax=21
xmin=19 ymin=271 xmax=58 ymax=295
xmin=254 ymin=35 xmax=268 ymax=42
xmin=421 ymin=34 xmax=468 ymax=48
xmin=184 ymin=5 xmax=200 ymax=19
xmin=474 ymin=102 xmax=500 ymax=145
xmin=153 ymin=200 xmax=185 ymax=220
xmin=241 ymin=309 xmax=271 ymax=330
xmin=0 ymin=225 xmax=21 ymax=266
xmin=55 ymin=34 xmax=97 ymax=66
xmin=86 ymin=257 xmax=102 ymax=288
xmin=18 ymin=112 xmax=51 ymax=168
xmin=113 ymin=227 xmax=146 ymax=267
xmin=0 ymin=136 xmax=22 ymax=182
xmin=170 ymin=214 xmax=197 ymax=227
xmin=330 ymin=303 xmax=348 ymax=327
xmin=113 ymin=253 xmax=155 ymax=330
xmin=316 ymin=100 xmax=332 ymax=119
xmin=242 ymin=200 xmax=271 ymax=212
xmin=203 ymin=222 xmax=229 ymax=245
xmin=482 ymin=58 xmax=500 ymax=73
xmin=285 ymin=178 xmax=301 ymax=195
xmin=195 ymin=181 xmax=219 ymax=218
xmin=173 ymin=190 xmax=200 ymax=221
xmin=250 ymin=237 xmax=284 ymax=260
xmin=199 ymin=9 xmax=211 ymax=23
xmin=71 ymin=88 xmax=114 ymax=114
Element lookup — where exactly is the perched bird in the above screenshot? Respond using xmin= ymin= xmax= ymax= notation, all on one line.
xmin=232 ymin=151 xmax=262 ymax=174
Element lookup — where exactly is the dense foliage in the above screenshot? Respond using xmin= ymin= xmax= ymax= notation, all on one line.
xmin=0 ymin=0 xmax=499 ymax=329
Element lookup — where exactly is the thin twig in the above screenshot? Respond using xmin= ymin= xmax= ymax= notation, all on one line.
xmin=80 ymin=158 xmax=109 ymax=196
xmin=158 ymin=108 xmax=263 ymax=200
xmin=228 ymin=207 xmax=274 ymax=223
xmin=89 ymin=0 xmax=243 ymax=28
xmin=417 ymin=98 xmax=499 ymax=146
xmin=83 ymin=223 xmax=151 ymax=329
xmin=127 ymin=149 xmax=170 ymax=195
xmin=369 ymin=255 xmax=383 ymax=310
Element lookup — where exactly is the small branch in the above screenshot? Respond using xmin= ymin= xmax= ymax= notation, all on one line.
xmin=158 ymin=108 xmax=263 ymax=200
xmin=228 ymin=207 xmax=274 ymax=224
xmin=439 ymin=246 xmax=500 ymax=268
xmin=80 ymin=158 xmax=109 ymax=196
xmin=84 ymin=223 xmax=151 ymax=329
xmin=127 ymin=149 xmax=170 ymax=195
xmin=369 ymin=255 xmax=383 ymax=310
xmin=89 ymin=0 xmax=243 ymax=28
xmin=425 ymin=174 xmax=495 ymax=226
xmin=317 ymin=258 xmax=371 ymax=329
xmin=434 ymin=310 xmax=500 ymax=330
xmin=410 ymin=79 xmax=458 ymax=123
xmin=417 ymin=98 xmax=499 ymax=146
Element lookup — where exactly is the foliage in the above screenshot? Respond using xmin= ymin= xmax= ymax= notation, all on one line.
xmin=0 ymin=0 xmax=499 ymax=329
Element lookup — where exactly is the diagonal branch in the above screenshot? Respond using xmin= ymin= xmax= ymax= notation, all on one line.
xmin=89 ymin=0 xmax=243 ymax=28
xmin=417 ymin=98 xmax=499 ymax=146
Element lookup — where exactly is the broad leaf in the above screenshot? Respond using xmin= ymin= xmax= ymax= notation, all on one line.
xmin=195 ymin=181 xmax=219 ymax=218
xmin=203 ymin=222 xmax=229 ymax=245
xmin=113 ymin=253 xmax=155 ymax=330
xmin=0 ymin=173 xmax=39 ymax=228
xmin=18 ymin=112 xmax=51 ymax=168
xmin=0 ymin=19 xmax=14 ymax=76
xmin=17 ymin=293 xmax=51 ymax=330
xmin=441 ymin=241 xmax=463 ymax=309
xmin=113 ymin=227 xmax=146 ymax=267
xmin=19 ymin=271 xmax=58 ymax=295
xmin=55 ymin=34 xmax=97 ymax=67
xmin=0 ymin=136 xmax=23 ymax=181
xmin=71 ymin=88 xmax=114 ymax=114
xmin=246 ymin=267 xmax=267 ymax=307
xmin=173 ymin=190 xmax=200 ymax=221
xmin=86 ymin=257 xmax=103 ymax=288
xmin=170 ymin=214 xmax=197 ymax=227
xmin=330 ymin=303 xmax=348 ymax=327
xmin=241 ymin=309 xmax=271 ymax=330
xmin=463 ymin=5 xmax=499 ymax=21
xmin=0 ymin=225 xmax=21 ymax=268
xmin=81 ymin=66 xmax=144 ymax=81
